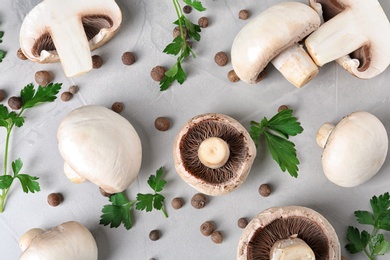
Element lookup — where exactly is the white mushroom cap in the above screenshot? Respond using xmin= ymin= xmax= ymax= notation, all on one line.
xmin=173 ymin=113 xmax=256 ymax=196
xmin=57 ymin=105 xmax=142 ymax=194
xmin=231 ymin=2 xmax=320 ymax=86
xmin=317 ymin=111 xmax=388 ymax=187
xmin=19 ymin=0 xmax=122 ymax=77
xmin=19 ymin=221 xmax=97 ymax=260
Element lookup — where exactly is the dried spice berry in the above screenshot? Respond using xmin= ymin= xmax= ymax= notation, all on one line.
xmin=173 ymin=26 xmax=188 ymax=39
xmin=198 ymin=17 xmax=209 ymax=28
xmin=92 ymin=55 xmax=103 ymax=69
xmin=183 ymin=5 xmax=192 ymax=14
xmin=111 ymin=102 xmax=124 ymax=113
xmin=171 ymin=197 xmax=184 ymax=209
xmin=99 ymin=187 xmax=113 ymax=198
xmin=211 ymin=231 xmax=223 ymax=244
xmin=17 ymin=48 xmax=27 ymax=60
xmin=35 ymin=70 xmax=51 ymax=87
xmin=149 ymin=230 xmax=161 ymax=241
xmin=8 ymin=96 xmax=22 ymax=110
xmin=68 ymin=85 xmax=79 ymax=94
xmin=237 ymin=217 xmax=248 ymax=229
xmin=278 ymin=105 xmax=289 ymax=113
xmin=259 ymin=183 xmax=271 ymax=197
xmin=151 ymin=66 xmax=166 ymax=82
xmin=200 ymin=221 xmax=215 ymax=236
xmin=47 ymin=193 xmax=63 ymax=207
xmin=122 ymin=52 xmax=136 ymax=65
xmin=214 ymin=52 xmax=228 ymax=67
xmin=61 ymin=92 xmax=73 ymax=102
xmin=239 ymin=10 xmax=250 ymax=20
xmin=154 ymin=117 xmax=171 ymax=131
xmin=228 ymin=70 xmax=240 ymax=83
xmin=191 ymin=193 xmax=207 ymax=209
xmin=0 ymin=90 xmax=6 ymax=102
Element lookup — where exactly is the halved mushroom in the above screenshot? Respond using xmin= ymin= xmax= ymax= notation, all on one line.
xmin=317 ymin=111 xmax=388 ymax=187
xmin=19 ymin=221 xmax=98 ymax=260
xmin=57 ymin=105 xmax=142 ymax=194
xmin=237 ymin=206 xmax=340 ymax=259
xmin=19 ymin=0 xmax=122 ymax=77
xmin=173 ymin=113 xmax=256 ymax=196
xmin=306 ymin=0 xmax=390 ymax=78
xmin=231 ymin=2 xmax=321 ymax=88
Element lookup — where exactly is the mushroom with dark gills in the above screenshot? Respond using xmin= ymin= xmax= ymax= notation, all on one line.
xmin=237 ymin=206 xmax=341 ymax=259
xmin=173 ymin=113 xmax=256 ymax=196
xmin=19 ymin=0 xmax=122 ymax=77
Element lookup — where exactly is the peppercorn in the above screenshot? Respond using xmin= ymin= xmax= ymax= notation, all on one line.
xmin=278 ymin=105 xmax=289 ymax=112
xmin=47 ymin=193 xmax=63 ymax=207
xmin=149 ymin=230 xmax=161 ymax=241
xmin=228 ymin=70 xmax=240 ymax=83
xmin=92 ymin=55 xmax=103 ymax=69
xmin=68 ymin=85 xmax=79 ymax=94
xmin=211 ymin=231 xmax=223 ymax=244
xmin=154 ymin=117 xmax=171 ymax=131
xmin=111 ymin=102 xmax=124 ymax=113
xmin=0 ymin=90 xmax=6 ymax=102
xmin=99 ymin=187 xmax=113 ymax=198
xmin=171 ymin=197 xmax=184 ymax=209
xmin=61 ymin=92 xmax=73 ymax=102
xmin=198 ymin=17 xmax=209 ymax=28
xmin=122 ymin=52 xmax=136 ymax=65
xmin=237 ymin=217 xmax=248 ymax=229
xmin=259 ymin=183 xmax=271 ymax=197
xmin=151 ymin=66 xmax=166 ymax=82
xmin=200 ymin=221 xmax=215 ymax=236
xmin=183 ymin=5 xmax=192 ymax=14
xmin=239 ymin=9 xmax=250 ymax=20
xmin=191 ymin=193 xmax=207 ymax=209
xmin=256 ymin=70 xmax=267 ymax=82
xmin=214 ymin=51 xmax=228 ymax=67
xmin=35 ymin=70 xmax=51 ymax=87
xmin=8 ymin=96 xmax=22 ymax=110
xmin=17 ymin=48 xmax=27 ymax=60
xmin=173 ymin=26 xmax=188 ymax=39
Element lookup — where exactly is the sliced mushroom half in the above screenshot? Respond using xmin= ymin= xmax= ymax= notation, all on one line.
xmin=173 ymin=113 xmax=256 ymax=196
xmin=237 ymin=206 xmax=340 ymax=260
xmin=19 ymin=0 xmax=122 ymax=77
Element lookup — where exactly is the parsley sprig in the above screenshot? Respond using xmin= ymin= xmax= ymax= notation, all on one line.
xmin=250 ymin=108 xmax=303 ymax=177
xmin=0 ymin=83 xmax=62 ymax=212
xmin=160 ymin=0 xmax=206 ymax=91
xmin=0 ymin=31 xmax=6 ymax=62
xmin=346 ymin=192 xmax=390 ymax=259
xmin=100 ymin=167 xmax=168 ymax=230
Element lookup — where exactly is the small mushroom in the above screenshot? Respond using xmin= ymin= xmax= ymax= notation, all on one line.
xmin=57 ymin=105 xmax=142 ymax=194
xmin=19 ymin=221 xmax=98 ymax=260
xmin=316 ymin=111 xmax=388 ymax=187
xmin=231 ymin=2 xmax=321 ymax=87
xmin=305 ymin=0 xmax=390 ymax=79
xmin=19 ymin=0 xmax=122 ymax=77
xmin=173 ymin=113 xmax=256 ymax=196
xmin=237 ymin=206 xmax=340 ymax=260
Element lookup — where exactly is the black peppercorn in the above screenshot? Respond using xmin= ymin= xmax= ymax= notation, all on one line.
xmin=111 ymin=102 xmax=124 ymax=113
xmin=149 ymin=230 xmax=161 ymax=241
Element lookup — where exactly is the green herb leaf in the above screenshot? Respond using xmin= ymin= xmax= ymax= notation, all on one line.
xmin=346 ymin=226 xmax=370 ymax=253
xmin=0 ymin=50 xmax=6 ymax=63
xmin=99 ymin=192 xmax=133 ymax=230
xmin=153 ymin=193 xmax=165 ymax=210
xmin=160 ymin=62 xmax=187 ymax=91
xmin=21 ymin=83 xmax=62 ymax=109
xmin=0 ymin=175 xmax=13 ymax=190
xmin=12 ymin=159 xmax=23 ymax=176
xmin=163 ymin=36 xmax=185 ymax=56
xmin=0 ymin=105 xmax=25 ymax=129
xmin=135 ymin=193 xmax=154 ymax=212
xmin=160 ymin=75 xmax=176 ymax=91
xmin=371 ymin=234 xmax=390 ymax=256
xmin=15 ymin=174 xmax=40 ymax=193
xmin=266 ymin=109 xmax=304 ymax=138
xmin=147 ymin=167 xmax=167 ymax=192
xmin=355 ymin=210 xmax=375 ymax=226
xmin=371 ymin=192 xmax=390 ymax=231
xmin=182 ymin=0 xmax=206 ymax=11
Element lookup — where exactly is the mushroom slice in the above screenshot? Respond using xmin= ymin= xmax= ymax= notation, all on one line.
xmin=317 ymin=111 xmax=388 ymax=187
xmin=173 ymin=113 xmax=256 ymax=196
xmin=306 ymin=0 xmax=390 ymax=78
xmin=19 ymin=221 xmax=97 ymax=260
xmin=237 ymin=206 xmax=340 ymax=260
xmin=19 ymin=0 xmax=122 ymax=77
xmin=57 ymin=105 xmax=142 ymax=194
xmin=231 ymin=2 xmax=321 ymax=87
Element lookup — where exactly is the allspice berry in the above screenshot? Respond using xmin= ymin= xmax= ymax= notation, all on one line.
xmin=111 ymin=102 xmax=124 ymax=113
xmin=239 ymin=9 xmax=250 ymax=20
xmin=171 ymin=197 xmax=184 ymax=209
xmin=47 ymin=193 xmax=63 ymax=207
xmin=92 ymin=55 xmax=103 ymax=69
xmin=259 ymin=183 xmax=271 ymax=197
xmin=154 ymin=117 xmax=171 ymax=131
xmin=278 ymin=105 xmax=289 ymax=112
xmin=211 ymin=231 xmax=223 ymax=244
xmin=214 ymin=51 xmax=228 ymax=67
xmin=0 ymin=90 xmax=6 ymax=102
xmin=200 ymin=221 xmax=215 ymax=236
xmin=122 ymin=52 xmax=136 ymax=65
xmin=237 ymin=217 xmax=248 ymax=229
xmin=149 ymin=230 xmax=161 ymax=241
xmin=151 ymin=66 xmax=166 ymax=82
xmin=183 ymin=5 xmax=192 ymax=14
xmin=173 ymin=26 xmax=188 ymax=39
xmin=8 ymin=96 xmax=22 ymax=110
xmin=191 ymin=193 xmax=207 ymax=209
xmin=198 ymin=17 xmax=209 ymax=28
xmin=35 ymin=70 xmax=51 ymax=87
xmin=68 ymin=85 xmax=79 ymax=94
xmin=17 ymin=48 xmax=27 ymax=60
xmin=228 ymin=70 xmax=240 ymax=83
xmin=61 ymin=92 xmax=73 ymax=102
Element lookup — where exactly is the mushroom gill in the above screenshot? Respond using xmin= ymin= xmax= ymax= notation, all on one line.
xmin=179 ymin=119 xmax=247 ymax=184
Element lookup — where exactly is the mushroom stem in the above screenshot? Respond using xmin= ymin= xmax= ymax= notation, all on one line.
xmin=198 ymin=137 xmax=230 ymax=169
xmin=316 ymin=122 xmax=335 ymax=149
xmin=271 ymin=43 xmax=319 ymax=88
xmin=270 ymin=235 xmax=315 ymax=260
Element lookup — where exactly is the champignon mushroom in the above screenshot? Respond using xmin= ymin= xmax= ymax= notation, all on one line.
xmin=173 ymin=113 xmax=256 ymax=196
xmin=57 ymin=105 xmax=142 ymax=194
xmin=231 ymin=2 xmax=321 ymax=88
xmin=19 ymin=221 xmax=98 ymax=260
xmin=237 ymin=206 xmax=340 ymax=260
xmin=305 ymin=0 xmax=390 ymax=79
xmin=19 ymin=0 xmax=122 ymax=77
xmin=316 ymin=111 xmax=388 ymax=187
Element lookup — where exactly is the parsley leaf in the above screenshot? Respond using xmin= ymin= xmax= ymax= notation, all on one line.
xmin=250 ymin=108 xmax=303 ymax=177
xmin=182 ymin=0 xmax=206 ymax=11
xmin=345 ymin=226 xmax=370 ymax=253
xmin=21 ymin=83 xmax=62 ymax=109
xmin=0 ymin=31 xmax=6 ymax=63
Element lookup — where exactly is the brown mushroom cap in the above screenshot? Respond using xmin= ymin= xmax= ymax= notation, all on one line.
xmin=237 ymin=206 xmax=340 ymax=259
xmin=173 ymin=113 xmax=256 ymax=196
